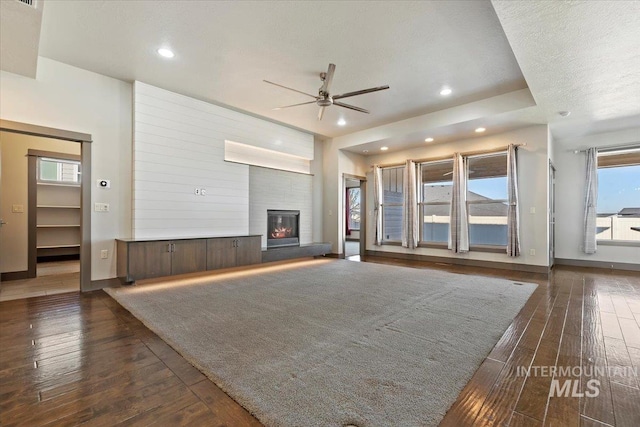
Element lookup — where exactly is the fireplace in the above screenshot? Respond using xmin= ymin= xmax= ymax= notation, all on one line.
xmin=267 ymin=210 xmax=300 ymax=248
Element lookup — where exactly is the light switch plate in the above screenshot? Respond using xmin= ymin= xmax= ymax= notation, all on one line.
xmin=100 ymin=249 xmax=108 ymax=259
xmin=12 ymin=204 xmax=24 ymax=213
xmin=94 ymin=203 xmax=110 ymax=212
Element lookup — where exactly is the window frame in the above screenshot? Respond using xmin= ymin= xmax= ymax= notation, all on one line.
xmin=466 ymin=151 xmax=509 ymax=249
xmin=346 ymin=187 xmax=361 ymax=231
xmin=380 ymin=165 xmax=405 ymax=244
xmin=417 ymin=159 xmax=453 ymax=248
xmin=595 ymin=147 xmax=640 ymax=246
xmin=37 ymin=157 xmax=82 ymax=185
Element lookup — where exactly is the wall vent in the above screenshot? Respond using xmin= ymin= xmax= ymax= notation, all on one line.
xmin=17 ymin=0 xmax=36 ymax=7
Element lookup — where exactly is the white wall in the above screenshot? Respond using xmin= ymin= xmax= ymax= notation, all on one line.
xmin=0 ymin=57 xmax=132 ymax=281
xmin=311 ymin=137 xmax=324 ymax=243
xmin=133 ymin=82 xmax=315 ymax=240
xmin=322 ymin=139 xmax=368 ymax=253
xmin=362 ymin=125 xmax=550 ymax=266
xmin=249 ymin=167 xmax=313 ymax=248
xmin=554 ymin=127 xmax=640 ymax=266
xmin=0 ymin=133 xmax=80 ymax=273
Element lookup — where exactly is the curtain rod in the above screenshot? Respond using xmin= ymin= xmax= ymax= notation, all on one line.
xmin=372 ymin=143 xmax=526 ymax=169
xmin=573 ymin=142 xmax=640 ymax=154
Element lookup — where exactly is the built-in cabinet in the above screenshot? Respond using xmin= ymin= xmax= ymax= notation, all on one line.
xmin=206 ymin=237 xmax=262 ymax=270
xmin=36 ymin=181 xmax=81 ymax=257
xmin=116 ymin=235 xmax=261 ymax=283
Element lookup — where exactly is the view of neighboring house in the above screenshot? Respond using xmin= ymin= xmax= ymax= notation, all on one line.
xmin=597 ymin=207 xmax=640 ymax=241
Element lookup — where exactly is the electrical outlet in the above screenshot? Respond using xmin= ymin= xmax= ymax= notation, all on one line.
xmin=100 ymin=249 xmax=108 ymax=259
xmin=530 ymin=207 xmax=536 ymax=214
xmin=529 ymin=249 xmax=536 ymax=256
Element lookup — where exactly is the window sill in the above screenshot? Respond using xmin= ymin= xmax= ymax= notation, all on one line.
xmin=470 ymin=245 xmax=507 ymax=253
xmin=418 ymin=243 xmax=506 ymax=253
xmin=597 ymin=240 xmax=640 ymax=247
xmin=381 ymin=241 xmax=402 ymax=246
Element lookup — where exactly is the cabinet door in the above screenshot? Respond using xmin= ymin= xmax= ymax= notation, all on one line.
xmin=235 ymin=236 xmax=262 ymax=266
xmin=128 ymin=241 xmax=172 ymax=281
xmin=171 ymin=240 xmax=207 ymax=276
xmin=206 ymin=238 xmax=236 ymax=270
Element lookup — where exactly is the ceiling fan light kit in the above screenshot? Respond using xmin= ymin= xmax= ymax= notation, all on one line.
xmin=265 ymin=63 xmax=389 ymax=121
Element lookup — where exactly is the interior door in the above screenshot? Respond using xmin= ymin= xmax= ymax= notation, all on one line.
xmin=549 ymin=162 xmax=556 ymax=267
xmin=0 ymin=142 xmax=3 ymax=286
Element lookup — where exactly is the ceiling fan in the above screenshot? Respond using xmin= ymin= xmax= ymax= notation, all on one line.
xmin=264 ymin=63 xmax=389 ymax=120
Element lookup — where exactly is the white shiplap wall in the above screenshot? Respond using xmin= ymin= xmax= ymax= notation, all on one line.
xmin=249 ymin=167 xmax=313 ymax=249
xmin=133 ymin=82 xmax=314 ymax=239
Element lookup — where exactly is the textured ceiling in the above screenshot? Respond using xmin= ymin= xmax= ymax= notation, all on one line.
xmin=37 ymin=0 xmax=527 ymax=138
xmin=491 ymin=0 xmax=640 ymax=140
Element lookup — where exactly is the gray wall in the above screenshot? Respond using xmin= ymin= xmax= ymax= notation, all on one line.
xmin=249 ymin=167 xmax=313 ymax=249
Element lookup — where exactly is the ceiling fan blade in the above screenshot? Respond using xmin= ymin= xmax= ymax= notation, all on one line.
xmin=273 ymin=100 xmax=317 ymax=110
xmin=263 ymin=80 xmax=318 ymax=99
xmin=332 ymin=85 xmax=390 ymax=100
xmin=318 ymin=106 xmax=326 ymax=121
xmin=334 ymin=101 xmax=370 ymax=114
xmin=320 ymin=63 xmax=336 ymax=94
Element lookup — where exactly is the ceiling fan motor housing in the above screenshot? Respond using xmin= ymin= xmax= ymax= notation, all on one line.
xmin=317 ymin=96 xmax=333 ymax=107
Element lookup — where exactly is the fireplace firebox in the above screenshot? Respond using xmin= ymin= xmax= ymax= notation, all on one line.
xmin=267 ymin=210 xmax=300 ymax=248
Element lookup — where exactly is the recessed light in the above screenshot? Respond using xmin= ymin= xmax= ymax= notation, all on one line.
xmin=475 ymin=127 xmax=486 ymax=133
xmin=425 ymin=137 xmax=434 ymax=142
xmin=440 ymin=88 xmax=452 ymax=96
xmin=157 ymin=48 xmax=175 ymax=58
xmin=337 ymin=118 xmax=346 ymax=126
xmin=380 ymin=146 xmax=389 ymax=151
xmin=558 ymin=111 xmax=571 ymax=117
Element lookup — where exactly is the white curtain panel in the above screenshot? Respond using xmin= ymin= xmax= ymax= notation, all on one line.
xmin=448 ymin=153 xmax=470 ymax=253
xmin=373 ymin=165 xmax=384 ymax=246
xmin=402 ymin=160 xmax=419 ymax=248
xmin=507 ymin=144 xmax=521 ymax=257
xmin=583 ymin=148 xmax=598 ymax=254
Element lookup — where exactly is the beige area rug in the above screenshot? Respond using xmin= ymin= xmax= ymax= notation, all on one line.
xmin=106 ymin=259 xmax=536 ymax=426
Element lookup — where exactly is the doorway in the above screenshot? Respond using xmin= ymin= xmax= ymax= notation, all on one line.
xmin=343 ymin=174 xmax=366 ymax=259
xmin=0 ymin=120 xmax=92 ymax=299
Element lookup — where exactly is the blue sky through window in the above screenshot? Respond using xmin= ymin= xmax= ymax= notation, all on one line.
xmin=468 ymin=177 xmax=508 ymax=200
xmin=597 ymin=165 xmax=640 ymax=213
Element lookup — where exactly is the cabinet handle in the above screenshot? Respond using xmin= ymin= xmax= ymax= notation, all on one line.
xmin=167 ymin=243 xmax=172 ymax=253
xmin=171 ymin=243 xmax=176 ymax=252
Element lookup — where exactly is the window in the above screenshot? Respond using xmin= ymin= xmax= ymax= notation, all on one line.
xmin=596 ymin=147 xmax=640 ymax=242
xmin=38 ymin=157 xmax=81 ymax=184
xmin=381 ymin=166 xmax=404 ymax=242
xmin=419 ymin=160 xmax=453 ymax=244
xmin=467 ymin=152 xmax=508 ymax=246
xmin=347 ymin=187 xmax=361 ymax=230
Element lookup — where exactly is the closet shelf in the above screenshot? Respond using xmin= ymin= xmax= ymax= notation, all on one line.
xmin=37 ymin=205 xmax=81 ymax=209
xmin=37 ymin=244 xmax=80 ymax=249
xmin=37 ymin=224 xmax=81 ymax=228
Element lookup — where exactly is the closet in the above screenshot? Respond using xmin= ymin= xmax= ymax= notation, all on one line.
xmin=31 ymin=152 xmax=81 ymax=259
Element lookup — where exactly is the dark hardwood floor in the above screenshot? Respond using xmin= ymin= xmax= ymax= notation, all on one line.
xmin=1 ymin=257 xmax=638 ymax=426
